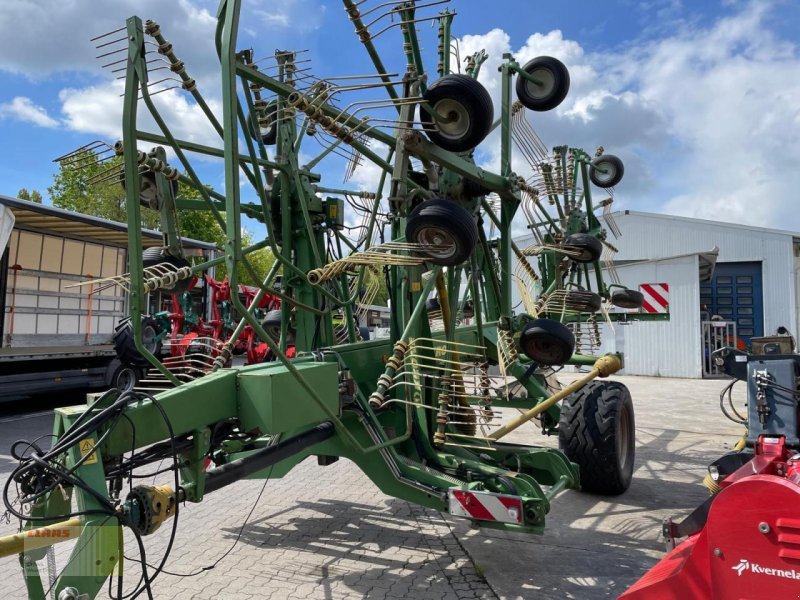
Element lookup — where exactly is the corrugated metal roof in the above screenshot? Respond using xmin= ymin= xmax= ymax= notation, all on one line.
xmin=615 ymin=210 xmax=800 ymax=239
xmin=0 ymin=195 xmax=218 ymax=251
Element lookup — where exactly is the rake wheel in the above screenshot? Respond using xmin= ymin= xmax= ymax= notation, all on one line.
xmin=589 ymin=154 xmax=625 ymax=188
xmin=142 ymin=247 xmax=192 ymax=293
xmin=519 ymin=318 xmax=575 ymax=365
xmin=515 ymin=56 xmax=570 ymax=112
xmin=420 ymin=74 xmax=494 ymax=153
xmin=406 ymin=198 xmax=479 ymax=266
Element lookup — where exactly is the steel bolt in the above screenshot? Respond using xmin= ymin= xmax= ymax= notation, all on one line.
xmin=58 ymin=588 xmax=80 ymax=600
xmin=713 ymin=548 xmax=723 ymax=557
xmin=759 ymin=522 xmax=770 ymax=534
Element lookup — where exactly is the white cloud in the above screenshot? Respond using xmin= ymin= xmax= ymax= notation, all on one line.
xmin=0 ymin=96 xmax=58 ymax=128
xmin=254 ymin=11 xmax=290 ymax=27
xmin=453 ymin=2 xmax=800 ymax=230
xmin=59 ymin=81 xmax=223 ymax=150
xmin=0 ymin=0 xmax=218 ymax=78
xmin=250 ymin=0 xmax=326 ymax=33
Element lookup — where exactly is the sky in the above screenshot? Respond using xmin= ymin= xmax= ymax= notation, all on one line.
xmin=0 ymin=0 xmax=799 ymax=236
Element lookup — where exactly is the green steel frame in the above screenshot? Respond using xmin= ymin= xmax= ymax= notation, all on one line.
xmin=5 ymin=3 xmax=641 ymax=598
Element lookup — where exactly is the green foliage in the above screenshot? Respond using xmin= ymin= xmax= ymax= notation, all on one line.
xmin=48 ymin=153 xmax=160 ymax=229
xmin=216 ymin=229 xmax=278 ymax=287
xmin=364 ymin=266 xmax=389 ymax=306
xmin=173 ymin=184 xmax=276 ymax=286
xmin=17 ymin=188 xmax=42 ymax=203
xmin=44 ymin=151 xmax=282 ymax=289
xmin=175 ymin=184 xmax=226 ymax=247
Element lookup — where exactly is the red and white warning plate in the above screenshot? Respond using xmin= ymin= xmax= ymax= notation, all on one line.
xmin=448 ymin=489 xmax=524 ymax=524
xmin=638 ymin=283 xmax=669 ymax=314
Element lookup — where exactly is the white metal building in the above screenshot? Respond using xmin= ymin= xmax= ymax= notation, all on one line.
xmin=514 ymin=210 xmax=800 ymax=378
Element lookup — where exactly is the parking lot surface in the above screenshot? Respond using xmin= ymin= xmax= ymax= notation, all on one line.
xmin=0 ymin=375 xmax=744 ymax=599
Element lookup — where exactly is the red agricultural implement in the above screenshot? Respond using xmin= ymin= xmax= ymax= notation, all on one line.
xmin=622 ymin=335 xmax=800 ymax=599
xmin=113 ymin=273 xmax=286 ymax=384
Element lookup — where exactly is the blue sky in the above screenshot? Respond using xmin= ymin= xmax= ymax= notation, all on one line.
xmin=0 ymin=0 xmax=799 ymax=235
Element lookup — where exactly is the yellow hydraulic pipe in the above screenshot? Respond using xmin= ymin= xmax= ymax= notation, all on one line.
xmin=0 ymin=517 xmax=82 ymax=559
xmin=489 ymin=354 xmax=623 ymax=441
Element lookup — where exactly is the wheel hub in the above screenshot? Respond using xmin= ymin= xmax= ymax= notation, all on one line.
xmin=415 ymin=226 xmax=457 ymax=259
xmin=593 ymin=161 xmax=617 ymax=184
xmin=116 ymin=368 xmax=137 ymax=392
xmin=526 ymin=67 xmax=556 ymax=99
xmin=433 ymin=99 xmax=470 ymax=140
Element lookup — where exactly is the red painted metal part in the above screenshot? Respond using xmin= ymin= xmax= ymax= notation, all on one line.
xmin=162 ymin=275 xmax=286 ymax=366
xmin=621 ymin=437 xmax=800 ymax=599
xmin=238 ymin=283 xmax=281 ymax=365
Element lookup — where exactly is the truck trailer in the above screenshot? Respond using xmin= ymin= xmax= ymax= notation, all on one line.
xmin=0 ymin=195 xmax=216 ymax=401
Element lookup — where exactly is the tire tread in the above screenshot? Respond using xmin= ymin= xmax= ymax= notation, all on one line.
xmin=558 ymin=380 xmax=634 ymax=495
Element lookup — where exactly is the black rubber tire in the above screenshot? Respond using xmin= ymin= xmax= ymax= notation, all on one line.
xmin=564 ymin=290 xmax=603 ymax=313
xmin=611 ymin=289 xmax=644 ymax=310
xmin=113 ymin=316 xmax=163 ymax=367
xmin=420 ymin=75 xmax=494 ymax=153
xmin=119 ymin=171 xmax=179 ymax=209
xmin=262 ymin=310 xmax=282 ymax=341
xmin=110 ymin=363 xmax=140 ymax=393
xmin=426 ymin=297 xmax=441 ymax=312
xmin=519 ymin=318 xmax=575 ymax=365
xmin=563 ymin=233 xmax=603 ymax=263
xmin=559 ymin=380 xmax=635 ymax=495
xmin=248 ymin=101 xmax=278 ymax=145
xmin=261 ymin=310 xmax=294 ymax=342
xmin=589 ymin=154 xmax=624 ymax=188
xmin=142 ymin=247 xmax=192 ymax=293
xmin=515 ymin=56 xmax=570 ymax=112
xmin=406 ymin=198 xmax=479 ymax=266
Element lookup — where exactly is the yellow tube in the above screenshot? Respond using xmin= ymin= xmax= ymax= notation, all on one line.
xmin=0 ymin=517 xmax=82 ymax=559
xmin=488 ymin=354 xmax=622 ymax=441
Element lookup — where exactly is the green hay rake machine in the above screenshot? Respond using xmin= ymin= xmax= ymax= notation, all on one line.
xmin=1 ymin=1 xmax=645 ymax=598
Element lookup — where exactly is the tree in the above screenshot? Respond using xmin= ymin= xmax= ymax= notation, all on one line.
xmin=45 ymin=152 xmax=280 ymax=285
xmin=214 ymin=228 xmax=277 ymax=287
xmin=171 ymin=184 xmax=276 ymax=286
xmin=48 ymin=153 xmax=159 ymax=229
xmin=365 ymin=267 xmax=389 ymax=306
xmin=17 ymin=188 xmax=42 ymax=203
xmin=174 ymin=183 xmax=226 ymax=247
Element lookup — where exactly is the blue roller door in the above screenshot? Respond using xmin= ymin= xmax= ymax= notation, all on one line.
xmin=699 ymin=261 xmax=763 ymax=346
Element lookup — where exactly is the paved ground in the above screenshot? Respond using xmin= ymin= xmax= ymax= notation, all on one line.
xmin=0 ymin=375 xmax=745 ymax=599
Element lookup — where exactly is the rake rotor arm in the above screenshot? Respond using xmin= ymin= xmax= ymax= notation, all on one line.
xmin=341 ymin=0 xmax=402 ymax=110
xmin=237 ymin=64 xmax=396 ymax=148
